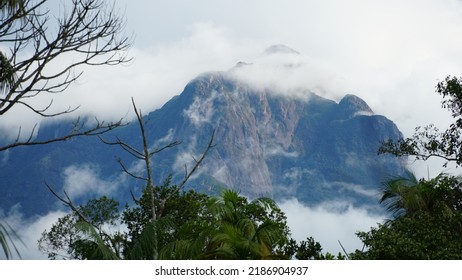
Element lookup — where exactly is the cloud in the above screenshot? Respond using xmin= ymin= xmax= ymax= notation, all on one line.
xmin=279 ymin=198 xmax=385 ymax=255
xmin=0 ymin=205 xmax=128 ymax=260
xmin=117 ymin=0 xmax=462 ymax=144
xmin=264 ymin=145 xmax=299 ymax=159
xmin=0 ymin=205 xmax=68 ymax=260
xmin=63 ymin=164 xmax=124 ymax=199
xmin=335 ymin=182 xmax=381 ymax=199
xmin=183 ymin=90 xmax=218 ymax=126
xmin=4 ymin=0 xmax=462 ymax=150
xmin=228 ymin=51 xmax=344 ymax=100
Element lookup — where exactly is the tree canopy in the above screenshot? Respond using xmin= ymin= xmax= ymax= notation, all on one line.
xmin=352 ymin=173 xmax=462 ymax=259
xmin=39 ymin=187 xmax=296 ymax=260
xmin=355 ymin=77 xmax=462 ymax=259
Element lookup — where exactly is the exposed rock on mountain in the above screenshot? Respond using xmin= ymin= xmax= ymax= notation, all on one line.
xmin=0 ymin=49 xmax=406 ymax=216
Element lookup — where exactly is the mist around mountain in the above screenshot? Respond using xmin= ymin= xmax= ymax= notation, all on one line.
xmin=0 ymin=46 xmax=406 ymax=219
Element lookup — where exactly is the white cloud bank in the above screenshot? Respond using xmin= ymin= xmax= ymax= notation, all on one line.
xmin=0 ymin=207 xmax=67 ymax=260
xmin=279 ymin=198 xmax=385 ymax=255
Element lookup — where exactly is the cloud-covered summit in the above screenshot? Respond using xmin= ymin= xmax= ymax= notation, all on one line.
xmin=263 ymin=44 xmax=301 ymax=56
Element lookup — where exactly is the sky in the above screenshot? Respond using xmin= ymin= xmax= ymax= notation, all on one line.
xmin=3 ymin=0 xmax=462 ymax=259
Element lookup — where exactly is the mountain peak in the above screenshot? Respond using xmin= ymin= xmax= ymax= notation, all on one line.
xmin=338 ymin=94 xmax=374 ymax=118
xmin=263 ymin=45 xmax=300 ymax=55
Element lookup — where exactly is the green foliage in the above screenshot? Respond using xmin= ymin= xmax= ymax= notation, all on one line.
xmin=71 ymin=221 xmax=120 ymax=260
xmin=369 ymin=75 xmax=462 ymax=259
xmin=38 ymin=196 xmax=122 ymax=260
xmin=380 ymin=172 xmax=462 ymax=218
xmin=40 ymin=185 xmax=334 ymax=260
xmin=379 ymin=75 xmax=462 ymax=167
xmin=81 ymin=196 xmax=120 ymax=228
xmin=352 ymin=211 xmax=462 ymax=259
xmin=199 ymin=190 xmax=291 ymax=260
xmin=354 ymin=173 xmax=462 ymax=259
xmin=0 ymin=52 xmax=15 ymax=94
xmin=281 ymin=237 xmax=346 ymax=260
xmin=122 ymin=178 xmax=210 ymax=259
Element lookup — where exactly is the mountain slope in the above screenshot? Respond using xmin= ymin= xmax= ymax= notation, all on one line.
xmin=0 ymin=67 xmax=406 ymax=216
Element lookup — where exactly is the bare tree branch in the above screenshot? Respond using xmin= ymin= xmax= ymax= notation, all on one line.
xmin=0 ymin=117 xmax=124 ymax=151
xmin=176 ymin=129 xmax=216 ymax=191
xmin=116 ymin=158 xmax=148 ymax=182
xmin=1 ymin=0 xmax=132 ymax=116
xmin=100 ymin=97 xmax=216 ymax=222
xmin=156 ymin=129 xmax=216 ymax=219
xmin=45 ymin=182 xmax=94 ymax=227
xmin=0 ymin=0 xmax=132 ymax=151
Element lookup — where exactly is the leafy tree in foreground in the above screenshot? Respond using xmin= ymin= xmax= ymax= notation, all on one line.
xmin=379 ymin=76 xmax=462 ymax=167
xmin=352 ymin=173 xmax=462 ymax=259
xmin=40 ymin=183 xmax=344 ymax=260
xmin=177 ymin=189 xmax=292 ymax=260
xmin=39 ymin=187 xmax=293 ymax=260
xmin=38 ymin=196 xmax=122 ymax=260
xmin=361 ymin=75 xmax=462 ymax=259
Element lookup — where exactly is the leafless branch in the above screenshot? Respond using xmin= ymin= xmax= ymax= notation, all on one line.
xmin=0 ymin=0 xmax=132 ymax=151
xmin=116 ymin=158 xmax=148 ymax=182
xmin=0 ymin=117 xmax=124 ymax=151
xmin=177 ymin=129 xmax=216 ymax=191
xmin=45 ymin=182 xmax=94 ymax=227
xmin=101 ymin=97 xmax=216 ymax=221
xmin=156 ymin=129 xmax=216 ymax=219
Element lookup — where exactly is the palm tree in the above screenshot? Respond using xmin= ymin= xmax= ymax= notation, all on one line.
xmin=203 ymin=190 xmax=288 ymax=259
xmin=157 ymin=190 xmax=290 ymax=260
xmin=0 ymin=0 xmax=24 ymax=13
xmin=380 ymin=172 xmax=462 ymax=218
xmin=0 ymin=222 xmax=21 ymax=259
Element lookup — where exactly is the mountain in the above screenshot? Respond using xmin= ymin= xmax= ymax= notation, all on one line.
xmin=0 ymin=50 xmax=407 ymax=216
xmin=142 ymin=71 xmax=406 ymax=205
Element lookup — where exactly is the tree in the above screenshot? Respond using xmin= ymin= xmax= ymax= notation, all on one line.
xmin=121 ymin=180 xmax=211 ymax=260
xmin=0 ymin=0 xmax=131 ymax=151
xmin=0 ymin=0 xmax=130 ymax=259
xmin=38 ymin=196 xmax=122 ymax=259
xmin=40 ymin=97 xmax=216 ymax=260
xmin=379 ymin=76 xmax=462 ymax=167
xmin=39 ymin=188 xmax=298 ymax=260
xmin=364 ymin=75 xmax=462 ymax=259
xmin=352 ymin=211 xmax=462 ymax=259
xmin=380 ymin=172 xmax=462 ymax=218
xmin=198 ymin=189 xmax=291 ymax=260
xmin=352 ymin=173 xmax=462 ymax=259
xmin=0 ymin=0 xmax=24 ymax=14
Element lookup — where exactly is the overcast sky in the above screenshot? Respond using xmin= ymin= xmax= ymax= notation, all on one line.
xmin=3 ymin=0 xmax=462 ymax=259
xmin=70 ymin=0 xmax=462 ymax=173
xmin=4 ymin=0 xmax=462 ymax=155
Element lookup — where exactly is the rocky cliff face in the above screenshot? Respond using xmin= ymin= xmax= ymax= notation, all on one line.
xmin=0 ymin=62 xmax=407 ymax=216
xmin=143 ymin=70 xmax=406 ymax=206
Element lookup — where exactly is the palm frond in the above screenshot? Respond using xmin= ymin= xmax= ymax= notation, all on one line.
xmin=0 ymin=221 xmax=22 ymax=260
xmin=73 ymin=221 xmax=120 ymax=260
